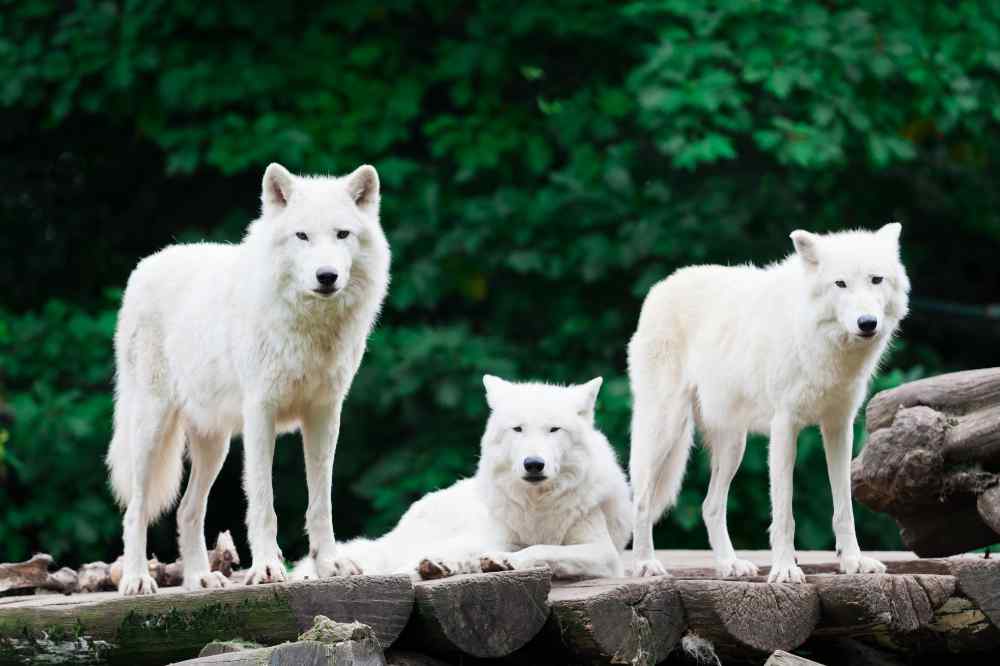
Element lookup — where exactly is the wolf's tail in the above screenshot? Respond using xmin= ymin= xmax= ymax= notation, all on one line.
xmin=106 ymin=384 xmax=186 ymax=520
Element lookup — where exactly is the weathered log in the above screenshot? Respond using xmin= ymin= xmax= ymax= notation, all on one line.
xmin=176 ymin=638 xmax=386 ymax=665
xmin=674 ymin=580 xmax=820 ymax=659
xmin=0 ymin=575 xmax=413 ymax=664
xmin=854 ymin=369 xmax=1000 ymax=556
xmin=398 ymin=567 xmax=550 ymax=658
xmin=810 ymin=573 xmax=956 ymax=652
xmin=764 ymin=650 xmax=825 ymax=665
xmin=536 ymin=576 xmax=685 ymax=665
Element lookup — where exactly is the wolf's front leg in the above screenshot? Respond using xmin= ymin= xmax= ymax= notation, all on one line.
xmin=300 ymin=400 xmax=360 ymax=577
xmin=821 ymin=416 xmax=885 ymax=575
xmin=242 ymin=402 xmax=286 ymax=584
xmin=483 ymin=542 xmax=622 ymax=579
xmin=767 ymin=414 xmax=805 ymax=583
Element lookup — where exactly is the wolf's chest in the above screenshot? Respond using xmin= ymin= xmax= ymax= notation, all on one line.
xmin=503 ymin=503 xmax=585 ymax=547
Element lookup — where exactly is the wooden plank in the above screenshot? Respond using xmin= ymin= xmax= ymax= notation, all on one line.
xmin=397 ymin=567 xmax=550 ymax=658
xmin=0 ymin=576 xmax=413 ymax=664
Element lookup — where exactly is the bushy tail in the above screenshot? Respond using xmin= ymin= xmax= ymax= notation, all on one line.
xmin=105 ymin=387 xmax=185 ymax=520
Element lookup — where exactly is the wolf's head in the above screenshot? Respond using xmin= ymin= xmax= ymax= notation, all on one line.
xmin=791 ymin=223 xmax=910 ymax=345
xmin=249 ymin=162 xmax=382 ymax=300
xmin=478 ymin=376 xmax=604 ymax=492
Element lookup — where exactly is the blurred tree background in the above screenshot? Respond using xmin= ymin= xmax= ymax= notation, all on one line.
xmin=1 ymin=0 xmax=999 ymax=567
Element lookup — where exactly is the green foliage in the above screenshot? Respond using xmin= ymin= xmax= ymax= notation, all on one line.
xmin=1 ymin=1 xmax=999 ymax=565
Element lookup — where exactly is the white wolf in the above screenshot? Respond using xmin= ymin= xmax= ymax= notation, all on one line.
xmin=293 ymin=376 xmax=631 ymax=581
xmin=628 ymin=224 xmax=909 ymax=582
xmin=106 ymin=163 xmax=390 ymax=595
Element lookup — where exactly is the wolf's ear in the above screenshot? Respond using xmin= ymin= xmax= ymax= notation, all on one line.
xmin=262 ymin=163 xmax=294 ymax=213
xmin=574 ymin=377 xmax=603 ymax=419
xmin=346 ymin=165 xmax=380 ymax=213
xmin=790 ymin=230 xmax=820 ymax=266
xmin=877 ymin=222 xmax=902 ymax=244
xmin=483 ymin=375 xmax=511 ymax=411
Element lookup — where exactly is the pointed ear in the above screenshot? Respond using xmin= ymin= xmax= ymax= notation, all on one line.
xmin=262 ymin=163 xmax=294 ymax=214
xmin=877 ymin=222 xmax=902 ymax=244
xmin=483 ymin=375 xmax=511 ymax=411
xmin=345 ymin=164 xmax=380 ymax=212
xmin=790 ymin=230 xmax=820 ymax=266
xmin=573 ymin=377 xmax=603 ymax=419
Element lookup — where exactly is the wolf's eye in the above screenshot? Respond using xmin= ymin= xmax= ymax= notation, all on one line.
xmin=871 ymin=276 xmax=883 ymax=284
xmin=336 ymin=230 xmax=350 ymax=240
xmin=549 ymin=427 xmax=560 ymax=433
xmin=513 ymin=426 xmax=523 ymax=433
xmin=835 ymin=280 xmax=847 ymax=288
xmin=295 ymin=232 xmax=309 ymax=241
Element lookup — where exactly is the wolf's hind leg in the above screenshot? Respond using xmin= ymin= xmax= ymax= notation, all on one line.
xmin=703 ymin=429 xmax=757 ymax=577
xmin=178 ymin=430 xmax=230 ymax=590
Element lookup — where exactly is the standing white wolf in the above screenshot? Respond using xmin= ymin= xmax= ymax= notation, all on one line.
xmin=294 ymin=376 xmax=631 ymax=581
xmin=106 ymin=163 xmax=390 ymax=595
xmin=628 ymin=224 xmax=909 ymax=582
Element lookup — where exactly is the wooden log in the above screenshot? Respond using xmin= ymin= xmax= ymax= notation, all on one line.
xmin=198 ymin=639 xmax=262 ymax=657
xmin=674 ymin=580 xmax=820 ymax=659
xmin=810 ymin=573 xmax=955 ymax=651
xmin=384 ymin=650 xmax=452 ymax=666
xmin=398 ymin=567 xmax=550 ymax=658
xmin=866 ymin=367 xmax=1000 ymax=434
xmin=0 ymin=575 xmax=413 ymax=664
xmin=536 ymin=576 xmax=685 ymax=665
xmin=854 ymin=372 xmax=1000 ymax=556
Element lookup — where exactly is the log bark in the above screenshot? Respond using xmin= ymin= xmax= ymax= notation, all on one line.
xmin=0 ymin=575 xmax=412 ymax=664
xmin=854 ymin=368 xmax=1000 ymax=556
xmin=398 ymin=567 xmax=550 ymax=659
xmin=674 ymin=580 xmax=820 ymax=659
xmin=537 ymin=576 xmax=685 ymax=665
xmin=174 ymin=638 xmax=387 ymax=665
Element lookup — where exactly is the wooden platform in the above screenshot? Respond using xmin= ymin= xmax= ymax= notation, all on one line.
xmin=1 ymin=551 xmax=998 ymax=665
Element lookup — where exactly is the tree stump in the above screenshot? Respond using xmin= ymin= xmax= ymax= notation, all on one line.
xmin=0 ymin=576 xmax=412 ymax=664
xmin=674 ymin=580 xmax=820 ymax=659
xmin=853 ymin=368 xmax=1000 ymax=556
xmin=537 ymin=576 xmax=685 ymax=665
xmin=397 ymin=567 xmax=551 ymax=658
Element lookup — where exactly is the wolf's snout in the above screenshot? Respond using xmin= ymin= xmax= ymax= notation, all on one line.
xmin=523 ymin=456 xmax=545 ymax=474
xmin=316 ymin=266 xmax=337 ymax=294
xmin=857 ymin=315 xmax=878 ymax=336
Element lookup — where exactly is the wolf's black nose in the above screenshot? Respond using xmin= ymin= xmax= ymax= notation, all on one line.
xmin=523 ymin=457 xmax=545 ymax=474
xmin=857 ymin=315 xmax=878 ymax=332
xmin=316 ymin=268 xmax=339 ymax=286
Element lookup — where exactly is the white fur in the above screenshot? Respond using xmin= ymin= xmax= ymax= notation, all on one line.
xmin=293 ymin=377 xmax=632 ymax=581
xmin=106 ymin=163 xmax=390 ymax=595
xmin=628 ymin=224 xmax=909 ymax=581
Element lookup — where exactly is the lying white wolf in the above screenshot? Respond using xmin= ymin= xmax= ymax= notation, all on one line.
xmin=628 ymin=224 xmax=910 ymax=582
xmin=106 ymin=163 xmax=390 ymax=595
xmin=294 ymin=376 xmax=631 ymax=581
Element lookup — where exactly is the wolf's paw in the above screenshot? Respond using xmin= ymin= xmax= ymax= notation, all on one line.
xmin=315 ymin=556 xmax=363 ymax=578
xmin=245 ymin=559 xmax=287 ymax=585
xmin=415 ymin=557 xmax=480 ymax=580
xmin=479 ymin=553 xmax=516 ymax=573
xmin=840 ymin=554 xmax=886 ymax=575
xmin=183 ymin=571 xmax=230 ymax=591
xmin=717 ymin=558 xmax=759 ymax=578
xmin=631 ymin=558 xmax=669 ymax=577
xmin=119 ymin=573 xmax=158 ymax=596
xmin=767 ymin=562 xmax=806 ymax=584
